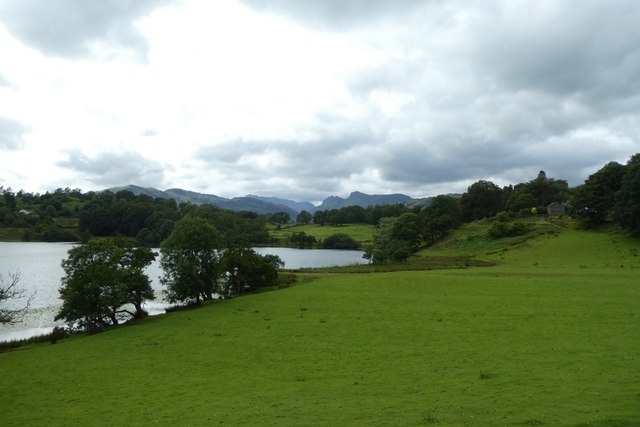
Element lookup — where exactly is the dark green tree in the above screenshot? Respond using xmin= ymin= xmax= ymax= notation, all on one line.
xmin=296 ymin=210 xmax=313 ymax=224
xmin=290 ymin=231 xmax=317 ymax=248
xmin=419 ymin=195 xmax=462 ymax=244
xmin=391 ymin=212 xmax=421 ymax=251
xmin=460 ymin=180 xmax=503 ymax=221
xmin=341 ymin=205 xmax=368 ymax=223
xmin=615 ymin=154 xmax=640 ymax=235
xmin=160 ymin=216 xmax=224 ymax=304
xmin=505 ymin=171 xmax=570 ymax=212
xmin=269 ymin=211 xmax=291 ymax=225
xmin=324 ymin=209 xmax=347 ymax=226
xmin=321 ymin=233 xmax=360 ymax=250
xmin=55 ymin=239 xmax=156 ymax=330
xmin=3 ymin=190 xmax=16 ymax=211
xmin=192 ymin=204 xmax=269 ymax=246
xmin=368 ymin=204 xmax=409 ymax=225
xmin=120 ymin=245 xmax=157 ymax=317
xmin=222 ymin=247 xmax=283 ymax=295
xmin=574 ymin=161 xmax=625 ymax=226
xmin=366 ymin=217 xmax=413 ymax=263
xmin=313 ymin=210 xmax=327 ymax=225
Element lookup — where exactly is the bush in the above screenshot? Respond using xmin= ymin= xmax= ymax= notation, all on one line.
xmin=321 ymin=233 xmax=360 ymax=250
xmin=488 ymin=215 xmax=531 ymax=238
xmin=290 ymin=231 xmax=316 ymax=248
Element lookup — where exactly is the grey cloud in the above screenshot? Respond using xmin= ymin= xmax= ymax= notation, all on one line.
xmin=196 ymin=125 xmax=376 ymax=180
xmin=0 ymin=0 xmax=171 ymax=59
xmin=191 ymin=122 xmax=382 ymax=200
xmin=0 ymin=116 xmax=28 ymax=150
xmin=0 ymin=73 xmax=9 ymax=86
xmin=239 ymin=0 xmax=424 ymax=30
xmin=57 ymin=149 xmax=166 ymax=188
xmin=470 ymin=1 xmax=640 ymax=106
xmin=328 ymin=0 xmax=640 ymax=193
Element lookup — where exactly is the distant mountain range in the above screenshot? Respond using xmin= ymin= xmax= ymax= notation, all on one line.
xmin=110 ymin=185 xmax=436 ymax=216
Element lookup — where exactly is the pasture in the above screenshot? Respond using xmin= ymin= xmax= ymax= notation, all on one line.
xmin=1 ymin=222 xmax=639 ymax=426
xmin=268 ymin=223 xmax=376 ymax=247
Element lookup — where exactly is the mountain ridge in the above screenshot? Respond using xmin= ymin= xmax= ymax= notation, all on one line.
xmin=109 ymin=185 xmax=436 ymax=215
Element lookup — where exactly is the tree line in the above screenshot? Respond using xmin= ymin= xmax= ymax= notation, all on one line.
xmin=53 ymin=214 xmax=283 ymax=333
xmin=0 ymin=187 xmax=273 ymax=247
xmin=2 ymin=153 xmax=640 ymax=331
xmin=362 ymin=154 xmax=640 ymax=263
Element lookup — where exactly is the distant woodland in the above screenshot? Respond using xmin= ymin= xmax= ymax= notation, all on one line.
xmin=0 ymin=154 xmax=639 ymax=251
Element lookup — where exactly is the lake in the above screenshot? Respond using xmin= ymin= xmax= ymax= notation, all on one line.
xmin=0 ymin=242 xmax=367 ymax=342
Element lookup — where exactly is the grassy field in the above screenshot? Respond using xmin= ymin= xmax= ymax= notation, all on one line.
xmin=1 ymin=221 xmax=640 ymax=426
xmin=268 ymin=223 xmax=376 ymax=246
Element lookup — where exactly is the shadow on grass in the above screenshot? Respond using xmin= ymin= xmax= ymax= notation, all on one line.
xmin=287 ymin=255 xmax=495 ymax=274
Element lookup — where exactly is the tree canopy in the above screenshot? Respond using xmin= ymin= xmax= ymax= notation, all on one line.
xmin=573 ymin=161 xmax=625 ymax=226
xmin=460 ymin=180 xmax=503 ymax=221
xmin=55 ymin=239 xmax=156 ymax=330
xmin=419 ymin=195 xmax=462 ymax=245
xmin=222 ymin=247 xmax=283 ymax=295
xmin=615 ymin=154 xmax=640 ymax=236
xmin=160 ymin=216 xmax=224 ymax=304
xmin=321 ymin=233 xmax=360 ymax=250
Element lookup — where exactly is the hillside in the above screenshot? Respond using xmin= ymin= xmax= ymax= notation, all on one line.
xmin=317 ymin=191 xmax=415 ymax=210
xmin=246 ymin=195 xmax=317 ymax=214
xmin=111 ymin=186 xmax=433 ymax=215
xmin=2 ymin=222 xmax=639 ymax=425
xmin=112 ymin=185 xmax=299 ymax=217
xmin=425 ymin=218 xmax=640 ymax=270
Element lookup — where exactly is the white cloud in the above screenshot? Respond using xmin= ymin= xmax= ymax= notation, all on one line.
xmin=0 ymin=0 xmax=639 ymax=200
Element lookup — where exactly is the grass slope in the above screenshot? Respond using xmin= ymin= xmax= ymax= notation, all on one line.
xmin=2 ymin=222 xmax=640 ymax=426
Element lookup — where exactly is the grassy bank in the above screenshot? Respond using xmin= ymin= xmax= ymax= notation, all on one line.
xmin=1 ymin=223 xmax=639 ymax=426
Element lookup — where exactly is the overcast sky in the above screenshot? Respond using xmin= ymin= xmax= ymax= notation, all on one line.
xmin=1 ymin=0 xmax=639 ymax=202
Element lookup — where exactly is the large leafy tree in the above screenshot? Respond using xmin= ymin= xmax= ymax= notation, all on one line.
xmin=505 ymin=171 xmax=571 ymax=212
xmin=391 ymin=212 xmax=421 ymax=251
xmin=269 ymin=211 xmax=291 ymax=225
xmin=160 ymin=216 xmax=224 ymax=304
xmin=190 ymin=204 xmax=269 ymax=246
xmin=573 ymin=161 xmax=626 ymax=226
xmin=55 ymin=239 xmax=156 ymax=330
xmin=296 ymin=210 xmax=313 ymax=224
xmin=321 ymin=233 xmax=360 ymax=249
xmin=460 ymin=180 xmax=503 ymax=221
xmin=222 ymin=247 xmax=283 ymax=295
xmin=290 ymin=231 xmax=317 ymax=248
xmin=615 ymin=154 xmax=640 ymax=235
xmin=419 ymin=195 xmax=462 ymax=245
xmin=366 ymin=216 xmax=415 ymax=263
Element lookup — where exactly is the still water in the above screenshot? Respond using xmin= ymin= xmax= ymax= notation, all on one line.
xmin=0 ymin=242 xmax=366 ymax=341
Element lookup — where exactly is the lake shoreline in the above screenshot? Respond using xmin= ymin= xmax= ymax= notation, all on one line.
xmin=1 ymin=243 xmax=366 ymax=342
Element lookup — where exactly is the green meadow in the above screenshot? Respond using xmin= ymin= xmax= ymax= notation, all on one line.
xmin=2 ymin=221 xmax=640 ymax=426
xmin=269 ymin=223 xmax=377 ymax=246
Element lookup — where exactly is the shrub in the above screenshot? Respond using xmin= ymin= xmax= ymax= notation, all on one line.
xmin=290 ymin=231 xmax=317 ymax=248
xmin=321 ymin=233 xmax=360 ymax=250
xmin=488 ymin=212 xmax=531 ymax=238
